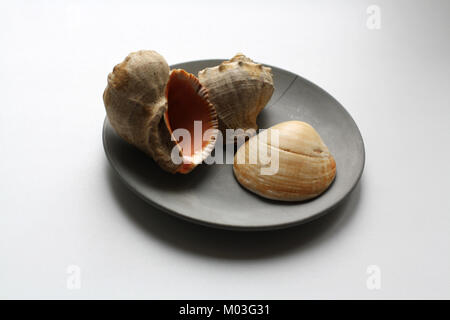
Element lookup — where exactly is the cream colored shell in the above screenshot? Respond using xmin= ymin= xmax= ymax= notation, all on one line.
xmin=233 ymin=121 xmax=336 ymax=201
xmin=103 ymin=50 xmax=217 ymax=174
xmin=103 ymin=50 xmax=179 ymax=172
xmin=198 ymin=54 xmax=274 ymax=142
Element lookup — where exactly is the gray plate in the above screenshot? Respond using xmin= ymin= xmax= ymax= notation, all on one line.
xmin=103 ymin=60 xmax=365 ymax=230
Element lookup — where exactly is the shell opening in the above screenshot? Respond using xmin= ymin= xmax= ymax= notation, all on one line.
xmin=164 ymin=69 xmax=218 ymax=173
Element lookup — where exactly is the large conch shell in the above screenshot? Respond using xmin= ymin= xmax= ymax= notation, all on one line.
xmin=233 ymin=121 xmax=336 ymax=201
xmin=198 ymin=54 xmax=274 ymax=142
xmin=103 ymin=50 xmax=218 ymax=174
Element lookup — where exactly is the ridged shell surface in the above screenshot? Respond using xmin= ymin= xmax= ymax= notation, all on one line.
xmin=233 ymin=121 xmax=336 ymax=201
xmin=198 ymin=54 xmax=274 ymax=142
xmin=103 ymin=50 xmax=217 ymax=173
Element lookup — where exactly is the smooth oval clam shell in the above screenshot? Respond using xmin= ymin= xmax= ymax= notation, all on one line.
xmin=233 ymin=121 xmax=336 ymax=201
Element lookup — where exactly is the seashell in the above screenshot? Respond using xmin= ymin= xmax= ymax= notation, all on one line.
xmin=103 ymin=50 xmax=218 ymax=174
xmin=198 ymin=53 xmax=274 ymax=143
xmin=233 ymin=121 xmax=336 ymax=201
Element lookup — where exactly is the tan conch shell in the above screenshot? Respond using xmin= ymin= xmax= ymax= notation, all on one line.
xmin=233 ymin=121 xmax=336 ymax=201
xmin=198 ymin=53 xmax=274 ymax=142
xmin=103 ymin=50 xmax=218 ymax=174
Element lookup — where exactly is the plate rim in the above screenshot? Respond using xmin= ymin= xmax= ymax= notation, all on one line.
xmin=103 ymin=59 xmax=365 ymax=231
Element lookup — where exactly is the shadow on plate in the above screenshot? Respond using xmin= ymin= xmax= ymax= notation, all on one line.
xmin=106 ymin=163 xmax=363 ymax=260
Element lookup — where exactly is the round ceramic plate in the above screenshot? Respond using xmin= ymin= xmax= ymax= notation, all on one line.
xmin=103 ymin=60 xmax=365 ymax=230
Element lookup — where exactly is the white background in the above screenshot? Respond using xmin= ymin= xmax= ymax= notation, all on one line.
xmin=1 ymin=0 xmax=449 ymax=299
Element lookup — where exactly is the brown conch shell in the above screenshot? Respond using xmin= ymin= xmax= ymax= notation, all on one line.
xmin=103 ymin=50 xmax=218 ymax=174
xmin=233 ymin=121 xmax=336 ymax=201
xmin=198 ymin=53 xmax=274 ymax=142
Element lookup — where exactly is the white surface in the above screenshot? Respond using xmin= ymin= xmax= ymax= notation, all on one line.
xmin=1 ymin=0 xmax=449 ymax=299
